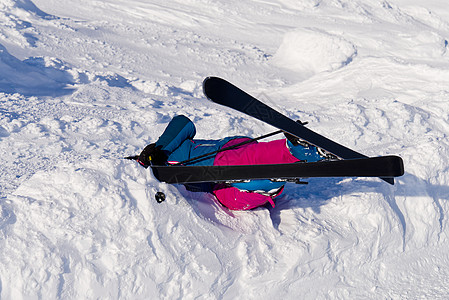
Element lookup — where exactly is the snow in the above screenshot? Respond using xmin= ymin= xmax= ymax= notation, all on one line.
xmin=272 ymin=28 xmax=357 ymax=75
xmin=1 ymin=0 xmax=449 ymax=298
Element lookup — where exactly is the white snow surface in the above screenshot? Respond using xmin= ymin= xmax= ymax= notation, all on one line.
xmin=1 ymin=0 xmax=449 ymax=298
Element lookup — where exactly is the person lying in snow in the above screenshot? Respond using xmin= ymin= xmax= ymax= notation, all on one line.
xmin=137 ymin=115 xmax=334 ymax=210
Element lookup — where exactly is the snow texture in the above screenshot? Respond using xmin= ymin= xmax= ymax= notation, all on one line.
xmin=1 ymin=0 xmax=449 ymax=299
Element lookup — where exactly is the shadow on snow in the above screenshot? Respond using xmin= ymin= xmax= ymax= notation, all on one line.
xmin=0 ymin=43 xmax=75 ymax=97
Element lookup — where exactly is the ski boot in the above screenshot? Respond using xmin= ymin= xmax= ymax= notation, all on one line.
xmin=284 ymin=122 xmax=338 ymax=161
xmin=316 ymin=147 xmax=339 ymax=161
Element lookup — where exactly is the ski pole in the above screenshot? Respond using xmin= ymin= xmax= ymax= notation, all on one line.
xmin=174 ymin=129 xmax=283 ymax=166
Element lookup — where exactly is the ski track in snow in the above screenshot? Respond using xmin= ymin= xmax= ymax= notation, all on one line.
xmin=1 ymin=0 xmax=449 ymax=298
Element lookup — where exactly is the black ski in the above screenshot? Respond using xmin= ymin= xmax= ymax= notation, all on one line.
xmin=151 ymin=156 xmax=404 ymax=184
xmin=203 ymin=76 xmax=402 ymax=185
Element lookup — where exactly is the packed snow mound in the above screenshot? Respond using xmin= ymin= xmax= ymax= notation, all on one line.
xmin=272 ymin=28 xmax=357 ymax=75
xmin=0 ymin=0 xmax=72 ymax=96
xmin=0 ymin=44 xmax=74 ymax=96
xmin=0 ymin=0 xmax=54 ymax=48
xmin=0 ymin=0 xmax=53 ymax=19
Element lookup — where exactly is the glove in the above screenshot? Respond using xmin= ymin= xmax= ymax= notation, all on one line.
xmin=137 ymin=143 xmax=168 ymax=168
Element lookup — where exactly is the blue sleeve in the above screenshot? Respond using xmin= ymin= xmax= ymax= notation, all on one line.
xmin=155 ymin=115 xmax=196 ymax=154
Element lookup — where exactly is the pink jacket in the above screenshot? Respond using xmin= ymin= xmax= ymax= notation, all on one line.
xmin=213 ymin=138 xmax=299 ymax=210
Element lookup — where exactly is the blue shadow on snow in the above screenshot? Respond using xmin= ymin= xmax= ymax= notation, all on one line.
xmin=0 ymin=43 xmax=75 ymax=97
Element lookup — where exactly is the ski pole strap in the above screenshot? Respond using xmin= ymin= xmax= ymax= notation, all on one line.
xmin=174 ymin=129 xmax=283 ymax=166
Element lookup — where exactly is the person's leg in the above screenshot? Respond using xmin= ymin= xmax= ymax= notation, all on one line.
xmin=155 ymin=115 xmax=196 ymax=153
xmin=286 ymin=140 xmax=324 ymax=162
xmin=284 ymin=131 xmax=337 ymax=161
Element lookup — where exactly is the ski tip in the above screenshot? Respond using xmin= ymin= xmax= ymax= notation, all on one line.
xmin=203 ymin=76 xmax=221 ymax=83
xmin=203 ymin=76 xmax=226 ymax=101
xmin=203 ymin=76 xmax=220 ymax=87
xmin=203 ymin=76 xmax=228 ymax=87
xmin=381 ymin=155 xmax=404 ymax=185
xmin=202 ymin=77 xmax=212 ymax=98
xmin=390 ymin=155 xmax=405 ymax=177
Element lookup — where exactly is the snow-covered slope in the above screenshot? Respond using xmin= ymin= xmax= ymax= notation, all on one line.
xmin=1 ymin=0 xmax=449 ymax=298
